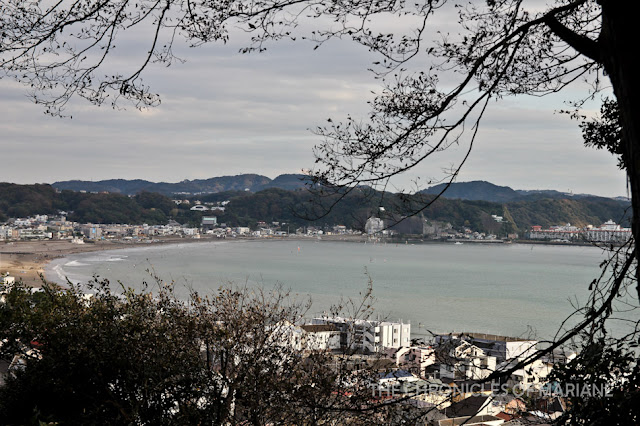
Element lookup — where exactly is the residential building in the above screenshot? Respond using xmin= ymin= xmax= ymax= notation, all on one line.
xmin=299 ymin=324 xmax=341 ymax=351
xmin=80 ymin=225 xmax=102 ymax=240
xmin=201 ymin=216 xmax=218 ymax=230
xmin=438 ymin=340 xmax=497 ymax=380
xmin=234 ymin=227 xmax=250 ymax=235
xmin=436 ymin=333 xmax=538 ymax=362
xmin=388 ymin=345 xmax=436 ymax=378
xmin=312 ymin=316 xmax=411 ymax=353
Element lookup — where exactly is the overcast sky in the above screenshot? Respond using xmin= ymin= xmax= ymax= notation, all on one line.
xmin=0 ymin=6 xmax=628 ymax=198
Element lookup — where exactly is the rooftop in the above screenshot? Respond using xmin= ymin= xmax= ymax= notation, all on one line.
xmin=300 ymin=324 xmax=337 ymax=333
xmin=444 ymin=332 xmax=536 ymax=343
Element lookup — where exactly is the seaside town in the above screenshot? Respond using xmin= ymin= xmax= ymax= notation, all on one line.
xmin=0 ymin=204 xmax=631 ymax=287
xmin=1 ymin=264 xmax=578 ymax=425
xmin=1 ymin=0 xmax=636 ymax=421
xmin=1 ymin=273 xmax=584 ymax=426
xmin=0 ymin=210 xmax=631 ymax=244
xmin=0 ymin=209 xmax=625 ymax=424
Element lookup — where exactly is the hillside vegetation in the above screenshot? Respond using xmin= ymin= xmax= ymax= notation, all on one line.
xmin=0 ymin=183 xmax=630 ymax=234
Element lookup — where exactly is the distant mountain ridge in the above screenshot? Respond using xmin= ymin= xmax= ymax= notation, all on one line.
xmin=53 ymin=174 xmax=310 ymax=196
xmin=53 ymin=175 xmax=622 ymax=203
xmin=1 ymin=182 xmax=631 ymax=231
xmin=422 ymin=180 xmax=622 ymax=202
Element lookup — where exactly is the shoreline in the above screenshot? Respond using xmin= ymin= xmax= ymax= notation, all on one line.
xmin=1 ymin=235 xmax=367 ymax=286
xmin=0 ymin=237 xmax=225 ymax=286
xmin=2 ymin=235 xmax=603 ymax=287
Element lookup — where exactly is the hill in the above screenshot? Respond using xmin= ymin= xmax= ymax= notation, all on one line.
xmin=422 ymin=181 xmax=523 ymax=202
xmin=258 ymin=174 xmax=309 ymax=191
xmin=422 ymin=180 xmax=620 ymax=203
xmin=53 ymin=173 xmax=313 ymax=196
xmin=53 ymin=174 xmax=274 ymax=196
xmin=0 ymin=183 xmax=631 ymax=234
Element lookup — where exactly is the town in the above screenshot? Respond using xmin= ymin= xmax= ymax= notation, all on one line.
xmin=0 ymin=209 xmax=631 ymax=245
xmin=0 ymin=272 xmax=576 ymax=426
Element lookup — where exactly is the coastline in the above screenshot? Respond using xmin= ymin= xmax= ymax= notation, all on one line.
xmin=1 ymin=234 xmax=366 ymax=286
xmin=2 ymin=234 xmax=603 ymax=287
xmin=0 ymin=237 xmax=222 ymax=287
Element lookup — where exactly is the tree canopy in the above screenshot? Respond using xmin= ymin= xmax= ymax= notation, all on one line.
xmin=1 ymin=278 xmax=427 ymax=424
xmin=2 ymin=0 xmax=639 ymax=422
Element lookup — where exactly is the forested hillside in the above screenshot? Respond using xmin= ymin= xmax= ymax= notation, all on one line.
xmin=0 ymin=183 xmax=630 ymax=234
xmin=52 ymin=174 xmax=299 ymax=195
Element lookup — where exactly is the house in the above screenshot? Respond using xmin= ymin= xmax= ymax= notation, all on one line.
xmin=2 ymin=273 xmax=15 ymax=286
xmin=201 ymin=216 xmax=217 ymax=230
xmin=486 ymin=394 xmax=527 ymax=417
xmin=498 ymin=357 xmax=553 ymax=391
xmin=444 ymin=395 xmax=494 ymax=418
xmin=438 ymin=340 xmax=497 ymax=380
xmin=1 ymin=274 xmax=16 ymax=304
xmin=436 ymin=333 xmax=538 ymax=362
xmin=378 ymin=369 xmax=420 ymax=386
xmin=388 ymin=345 xmax=436 ymax=378
xmin=235 ymin=227 xmax=250 ymax=235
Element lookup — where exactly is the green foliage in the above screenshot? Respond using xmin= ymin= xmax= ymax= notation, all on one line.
xmin=0 ymin=184 xmax=62 ymax=218
xmin=506 ymin=197 xmax=630 ymax=231
xmin=0 ymin=183 xmax=630 ymax=235
xmin=581 ymin=98 xmax=624 ymax=170
xmin=0 ymin=281 xmax=209 ymax=424
xmin=53 ymin=175 xmax=274 ymax=196
xmin=0 ymin=279 xmax=410 ymax=425
xmin=134 ymin=191 xmax=175 ymax=216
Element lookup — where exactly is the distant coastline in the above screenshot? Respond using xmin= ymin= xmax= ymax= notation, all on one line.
xmin=2 ymin=235 xmax=606 ymax=288
xmin=0 ymin=237 xmax=218 ymax=286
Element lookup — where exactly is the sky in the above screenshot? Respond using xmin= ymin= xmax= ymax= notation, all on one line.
xmin=0 ymin=4 xmax=628 ymax=198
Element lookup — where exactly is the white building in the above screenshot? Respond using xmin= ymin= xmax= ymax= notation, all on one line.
xmin=312 ymin=316 xmax=411 ymax=353
xmin=0 ymin=226 xmax=13 ymax=240
xmin=365 ymin=217 xmax=385 ymax=235
xmin=584 ymin=220 xmax=632 ymax=243
xmin=234 ymin=227 xmax=250 ymax=235
xmin=436 ymin=333 xmax=538 ymax=362
xmin=388 ymin=345 xmax=436 ymax=378
xmin=80 ymin=225 xmax=102 ymax=240
xmin=499 ymin=357 xmax=553 ymax=391
xmin=528 ymin=223 xmax=581 ymax=241
xmin=529 ymin=220 xmax=631 ymax=243
xmin=439 ymin=340 xmax=497 ymax=380
xmin=299 ymin=324 xmax=341 ymax=351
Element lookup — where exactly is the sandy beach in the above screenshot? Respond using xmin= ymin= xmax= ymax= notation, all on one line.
xmin=1 ymin=234 xmax=368 ymax=287
xmin=0 ymin=237 xmax=208 ymax=286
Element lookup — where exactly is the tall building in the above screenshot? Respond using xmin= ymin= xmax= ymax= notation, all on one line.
xmin=312 ymin=316 xmax=411 ymax=353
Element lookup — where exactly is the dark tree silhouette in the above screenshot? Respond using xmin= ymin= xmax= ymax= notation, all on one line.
xmin=579 ymin=97 xmax=623 ymax=169
xmin=2 ymin=0 xmax=639 ymax=421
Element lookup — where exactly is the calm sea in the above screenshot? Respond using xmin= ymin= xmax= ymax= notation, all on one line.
xmin=46 ymin=240 xmax=618 ymax=340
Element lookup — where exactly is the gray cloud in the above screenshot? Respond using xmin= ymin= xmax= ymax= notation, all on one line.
xmin=0 ymin=13 xmax=627 ymax=198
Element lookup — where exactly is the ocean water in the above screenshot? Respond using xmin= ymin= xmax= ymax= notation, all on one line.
xmin=46 ymin=240 xmax=618 ymax=340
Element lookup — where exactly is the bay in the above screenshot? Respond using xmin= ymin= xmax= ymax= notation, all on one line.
xmin=46 ymin=239 xmax=613 ymax=340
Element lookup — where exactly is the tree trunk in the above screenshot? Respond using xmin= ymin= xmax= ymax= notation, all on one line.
xmin=600 ymin=1 xmax=640 ymax=300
